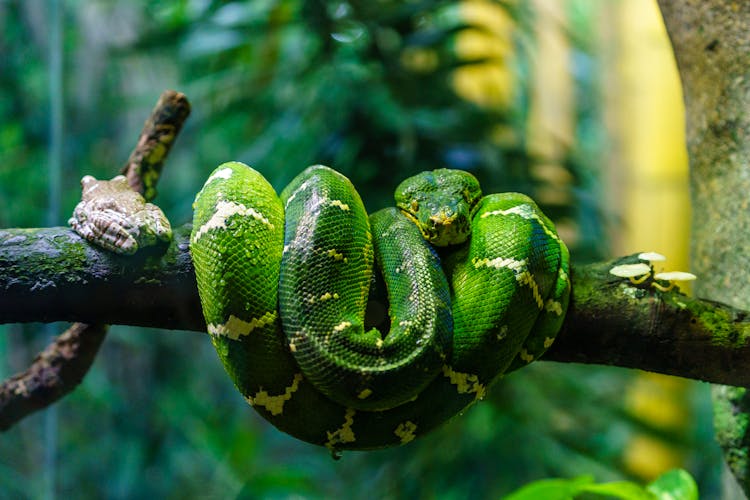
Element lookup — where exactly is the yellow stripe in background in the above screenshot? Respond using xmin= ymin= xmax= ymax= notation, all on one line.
xmin=452 ymin=0 xmax=693 ymax=482
xmin=604 ymin=0 xmax=691 ymax=481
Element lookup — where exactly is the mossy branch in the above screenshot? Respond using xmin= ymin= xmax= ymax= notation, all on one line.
xmin=2 ymin=227 xmax=749 ymax=386
xmin=0 ymin=225 xmax=202 ymax=330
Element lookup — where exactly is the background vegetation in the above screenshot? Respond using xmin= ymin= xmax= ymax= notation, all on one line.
xmin=0 ymin=0 xmax=729 ymax=498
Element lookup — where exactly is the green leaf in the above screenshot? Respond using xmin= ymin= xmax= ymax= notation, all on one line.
xmin=503 ymin=476 xmax=595 ymax=500
xmin=646 ymin=469 xmax=699 ymax=500
xmin=503 ymin=470 xmax=699 ymax=500
xmin=580 ymin=481 xmax=653 ymax=499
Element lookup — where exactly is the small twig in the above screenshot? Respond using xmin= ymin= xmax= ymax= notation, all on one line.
xmin=0 ymin=90 xmax=191 ymax=431
xmin=121 ymin=90 xmax=191 ymax=200
xmin=0 ymin=323 xmax=107 ymax=431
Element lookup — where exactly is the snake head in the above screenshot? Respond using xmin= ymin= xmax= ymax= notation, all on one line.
xmin=395 ymin=169 xmax=482 ymax=247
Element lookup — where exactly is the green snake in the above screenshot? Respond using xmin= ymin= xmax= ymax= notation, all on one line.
xmin=189 ymin=162 xmax=570 ymax=451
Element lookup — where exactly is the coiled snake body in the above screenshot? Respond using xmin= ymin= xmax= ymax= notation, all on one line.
xmin=190 ymin=163 xmax=570 ymax=451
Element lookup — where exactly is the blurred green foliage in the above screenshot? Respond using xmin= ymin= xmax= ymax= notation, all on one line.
xmin=504 ymin=468 xmax=698 ymax=500
xmin=0 ymin=0 xmax=727 ymax=498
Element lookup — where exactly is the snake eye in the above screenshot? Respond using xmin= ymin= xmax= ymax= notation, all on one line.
xmin=410 ymin=199 xmax=419 ymax=212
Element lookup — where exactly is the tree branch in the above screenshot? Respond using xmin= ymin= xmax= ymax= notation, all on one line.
xmin=544 ymin=258 xmax=750 ymax=386
xmin=0 ymin=323 xmax=107 ymax=431
xmin=2 ymin=227 xmax=749 ymax=387
xmin=121 ymin=91 xmax=191 ymax=199
xmin=0 ymin=225 xmax=203 ymax=330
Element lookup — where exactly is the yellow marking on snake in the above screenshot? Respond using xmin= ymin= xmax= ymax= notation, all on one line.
xmin=559 ymin=267 xmax=570 ymax=287
xmin=357 ymin=389 xmax=372 ymax=399
xmin=192 ymin=200 xmax=273 ymax=242
xmin=497 ymin=325 xmax=508 ymax=340
xmin=543 ymin=337 xmax=555 ymax=348
xmin=329 ymin=199 xmax=350 ymax=211
xmin=481 ymin=204 xmax=561 ymax=242
xmin=394 ymin=421 xmax=418 ymax=444
xmin=516 ymin=269 xmax=545 ymax=309
xmin=208 ymin=311 xmax=277 ymax=340
xmin=326 ymin=408 xmax=357 ymax=449
xmin=442 ymin=365 xmax=486 ymax=400
xmin=519 ymin=348 xmax=534 ymax=363
xmin=545 ymin=299 xmax=563 ymax=315
xmin=310 ymin=291 xmax=340 ymax=304
xmin=246 ymin=373 xmax=303 ymax=416
xmin=327 ymin=248 xmax=345 ymax=261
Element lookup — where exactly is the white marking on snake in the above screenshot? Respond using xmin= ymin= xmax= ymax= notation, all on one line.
xmin=394 ymin=421 xmax=418 ymax=444
xmin=284 ymin=178 xmax=312 ymax=209
xmin=208 ymin=311 xmax=277 ymax=340
xmin=193 ymin=200 xmax=273 ymax=241
xmin=442 ymin=365 xmax=486 ymax=400
xmin=204 ymin=167 xmax=233 ymax=185
xmin=326 ymin=408 xmax=357 ymax=449
xmin=473 ymin=257 xmax=526 ymax=272
xmin=246 ymin=373 xmax=303 ymax=416
xmin=473 ymin=257 xmax=544 ymax=308
xmin=329 ymin=199 xmax=350 ymax=211
xmin=481 ymin=204 xmax=560 ymax=241
xmin=333 ymin=321 xmax=351 ymax=333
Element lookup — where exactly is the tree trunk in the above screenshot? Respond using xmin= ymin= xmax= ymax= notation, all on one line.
xmin=658 ymin=0 xmax=750 ymax=494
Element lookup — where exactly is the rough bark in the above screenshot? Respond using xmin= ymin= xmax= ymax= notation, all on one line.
xmin=657 ymin=1 xmax=750 ymax=306
xmin=121 ymin=91 xmax=191 ymax=199
xmin=0 ymin=323 xmax=107 ymax=431
xmin=658 ymin=0 xmax=750 ymax=494
xmin=0 ymin=225 xmax=201 ymax=330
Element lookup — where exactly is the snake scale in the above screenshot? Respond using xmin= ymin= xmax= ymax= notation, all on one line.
xmin=190 ymin=162 xmax=570 ymax=451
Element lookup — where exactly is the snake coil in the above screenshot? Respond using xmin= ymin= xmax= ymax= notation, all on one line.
xmin=190 ymin=163 xmax=569 ymax=451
